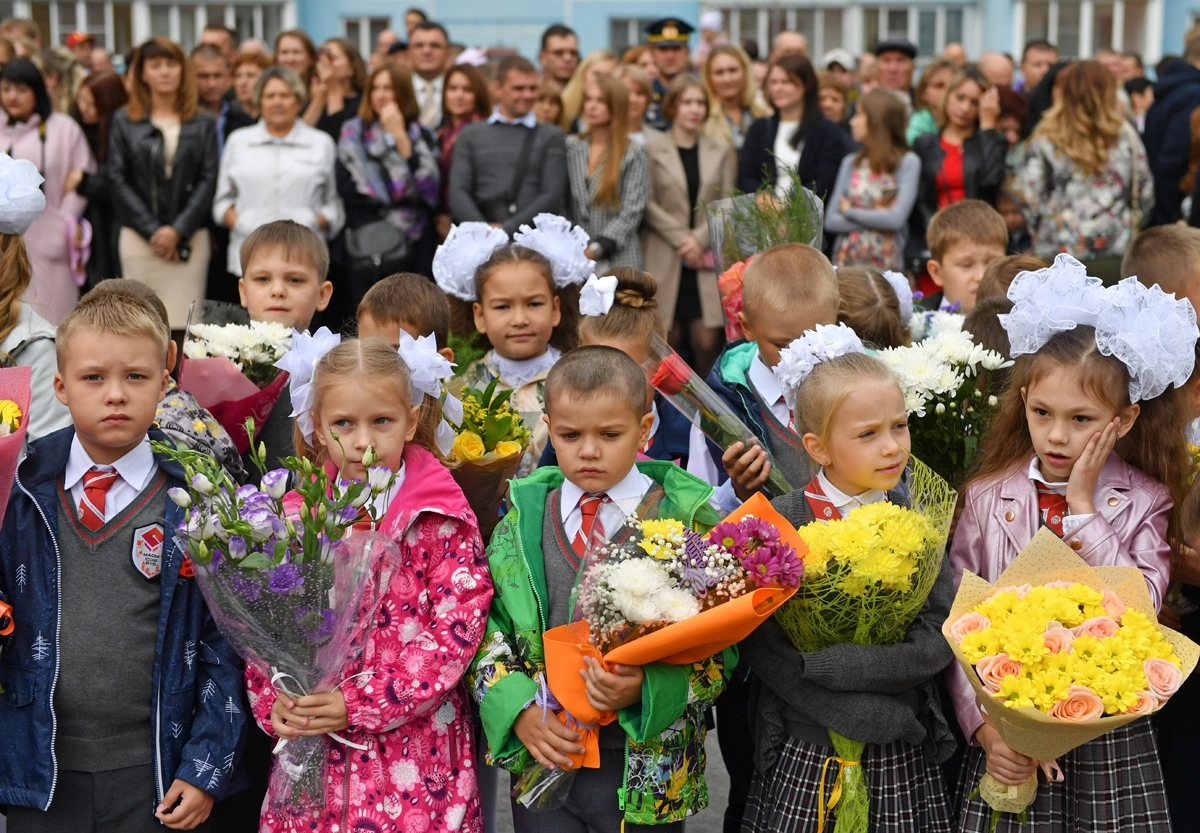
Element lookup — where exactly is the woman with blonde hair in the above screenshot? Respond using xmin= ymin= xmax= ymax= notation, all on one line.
xmin=566 ymin=75 xmax=648 ymax=271
xmin=613 ymin=64 xmax=655 ymax=143
xmin=1014 ymin=60 xmax=1152 ymax=272
xmin=559 ymin=48 xmax=616 ymax=132
xmin=702 ymin=43 xmax=769 ymax=150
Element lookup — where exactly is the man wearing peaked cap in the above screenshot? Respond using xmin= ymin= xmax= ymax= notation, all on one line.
xmin=645 ymin=18 xmax=694 ymax=128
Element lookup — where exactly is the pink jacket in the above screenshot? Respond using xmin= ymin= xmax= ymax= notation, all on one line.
xmin=246 ymin=445 xmax=492 ymax=833
xmin=946 ymin=454 xmax=1172 ymax=742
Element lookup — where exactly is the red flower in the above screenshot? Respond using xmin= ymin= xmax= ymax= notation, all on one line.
xmin=650 ymin=352 xmax=694 ymax=396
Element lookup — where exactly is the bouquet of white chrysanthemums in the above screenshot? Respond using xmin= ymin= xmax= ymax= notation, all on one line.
xmin=878 ymin=321 xmax=1012 ymax=487
xmin=183 ymin=321 xmax=293 ymax=388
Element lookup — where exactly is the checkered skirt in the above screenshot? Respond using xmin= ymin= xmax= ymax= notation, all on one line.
xmin=955 ymin=719 xmax=1171 ymax=833
xmin=741 ymin=735 xmax=954 ymax=833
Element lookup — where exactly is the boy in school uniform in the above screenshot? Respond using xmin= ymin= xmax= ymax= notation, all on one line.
xmin=0 ymin=288 xmax=246 ymax=832
xmin=355 ymin=271 xmax=456 ymax=361
xmin=919 ymin=199 xmax=1008 ymax=313
xmin=469 ymin=346 xmax=731 ymax=832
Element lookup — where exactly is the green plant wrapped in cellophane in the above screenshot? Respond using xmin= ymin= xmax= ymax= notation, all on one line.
xmin=772 ymin=457 xmax=957 ymax=833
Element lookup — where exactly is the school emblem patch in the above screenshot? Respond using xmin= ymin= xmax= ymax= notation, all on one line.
xmin=132 ymin=523 xmax=165 ymax=579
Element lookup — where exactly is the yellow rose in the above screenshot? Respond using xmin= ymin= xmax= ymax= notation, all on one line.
xmin=493 ymin=440 xmax=523 ymax=459
xmin=0 ymin=399 xmax=21 ymax=434
xmin=452 ymin=430 xmax=486 ymax=461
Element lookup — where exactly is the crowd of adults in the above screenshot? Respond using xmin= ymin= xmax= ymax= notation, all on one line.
xmin=4 ymin=9 xmax=1200 ymax=371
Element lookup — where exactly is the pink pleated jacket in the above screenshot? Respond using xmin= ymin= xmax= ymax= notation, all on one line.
xmin=246 ymin=445 xmax=492 ymax=833
xmin=945 ymin=454 xmax=1172 ymax=743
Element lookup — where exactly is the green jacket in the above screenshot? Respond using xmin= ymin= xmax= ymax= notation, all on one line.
xmin=467 ymin=461 xmax=734 ymax=825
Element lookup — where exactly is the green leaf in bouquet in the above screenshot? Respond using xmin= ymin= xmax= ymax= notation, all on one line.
xmin=483 ymin=413 xmax=513 ymax=448
xmin=481 ymin=377 xmax=500 ymax=407
xmin=237 ymin=552 xmax=272 ymax=570
xmin=463 ymin=416 xmax=483 ymax=436
xmin=491 ymin=387 xmax=515 ymax=410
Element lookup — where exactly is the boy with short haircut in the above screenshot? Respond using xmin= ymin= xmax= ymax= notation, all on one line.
xmin=976 ymin=253 xmax=1050 ymax=302
xmin=238 ymin=219 xmax=333 ymax=333
xmin=1121 ymin=224 xmax=1200 ymax=314
xmin=0 ymin=289 xmax=245 ymax=833
xmin=356 ymin=272 xmax=456 ymax=361
xmin=922 ymin=199 xmax=1008 ymax=313
xmin=688 ymin=243 xmax=841 ymax=513
xmin=469 ymin=346 xmax=730 ymax=833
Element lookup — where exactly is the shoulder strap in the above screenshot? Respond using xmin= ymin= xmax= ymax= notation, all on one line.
xmin=504 ymin=125 xmax=539 ymax=215
xmin=0 ymin=335 xmax=48 ymax=367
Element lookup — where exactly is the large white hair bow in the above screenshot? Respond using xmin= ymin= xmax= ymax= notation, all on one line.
xmin=1095 ymin=278 xmax=1199 ymax=402
xmin=513 ymin=213 xmax=593 ymax=288
xmin=773 ymin=323 xmax=865 ymax=411
xmin=397 ymin=329 xmax=461 ymax=455
xmin=0 ymin=153 xmax=45 ymax=235
xmin=432 ymin=222 xmax=509 ymax=301
xmin=1000 ymin=254 xmax=1109 ymax=356
xmin=275 ymin=327 xmax=342 ymax=443
xmin=579 ymin=274 xmax=618 ymax=316
xmin=882 ymin=270 xmax=914 ymax=328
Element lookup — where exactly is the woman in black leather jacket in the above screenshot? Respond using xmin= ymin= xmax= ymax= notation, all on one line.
xmin=108 ymin=37 xmax=218 ymax=333
xmin=907 ymin=66 xmax=1007 ymax=271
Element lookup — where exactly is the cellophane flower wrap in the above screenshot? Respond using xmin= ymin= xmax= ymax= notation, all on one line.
xmin=877 ymin=321 xmax=1012 ymax=487
xmin=0 ymin=364 xmax=29 ymax=637
xmin=444 ymin=377 xmax=532 ymax=540
xmin=944 ymin=528 xmax=1200 ymax=829
xmin=642 ymin=333 xmax=795 ymax=499
xmin=514 ymin=494 xmax=804 ymax=811
xmin=708 ymin=172 xmax=824 ymax=341
xmin=773 ymin=457 xmax=957 ymax=833
xmin=180 ymin=319 xmax=294 ymax=454
xmin=150 ymin=428 xmax=403 ymax=815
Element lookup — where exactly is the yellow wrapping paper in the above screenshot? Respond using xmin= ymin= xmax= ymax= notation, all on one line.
xmin=944 ymin=527 xmax=1200 ymax=761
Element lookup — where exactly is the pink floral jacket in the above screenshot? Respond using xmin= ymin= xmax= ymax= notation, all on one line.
xmin=246 ymin=445 xmax=492 ymax=833
xmin=946 ymin=454 xmax=1172 ymax=743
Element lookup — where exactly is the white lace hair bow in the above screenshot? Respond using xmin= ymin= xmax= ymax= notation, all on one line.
xmin=397 ymin=329 xmax=461 ymax=455
xmin=773 ymin=323 xmax=865 ymax=411
xmin=275 ymin=327 xmax=342 ymax=443
xmin=882 ymin=271 xmax=914 ymax=328
xmin=1095 ymin=278 xmax=1199 ymax=402
xmin=513 ymin=213 xmax=593 ymax=289
xmin=1000 ymin=254 xmax=1109 ymax=356
xmin=0 ymin=153 xmax=45 ymax=235
xmin=579 ymin=274 xmax=619 ymax=316
xmin=432 ymin=222 xmax=509 ymax=301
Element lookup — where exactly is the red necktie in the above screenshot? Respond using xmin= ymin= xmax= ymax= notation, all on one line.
xmin=1036 ymin=484 xmax=1069 ymax=538
xmin=571 ymin=494 xmax=606 ymax=560
xmin=79 ymin=467 xmax=120 ymax=531
xmin=803 ymin=476 xmax=842 ymax=522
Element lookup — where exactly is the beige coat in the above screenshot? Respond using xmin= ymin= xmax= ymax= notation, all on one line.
xmin=641 ymin=129 xmax=735 ymax=329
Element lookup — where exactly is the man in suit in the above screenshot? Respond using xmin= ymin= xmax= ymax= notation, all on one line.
xmin=646 ymin=18 xmax=694 ymax=128
xmin=448 ymin=55 xmax=567 ymax=236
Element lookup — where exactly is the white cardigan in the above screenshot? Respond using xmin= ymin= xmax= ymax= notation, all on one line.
xmin=212 ymin=120 xmax=345 ymax=275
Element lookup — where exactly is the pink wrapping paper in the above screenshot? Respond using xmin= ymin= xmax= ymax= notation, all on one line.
xmin=179 ymin=357 xmax=290 ymax=455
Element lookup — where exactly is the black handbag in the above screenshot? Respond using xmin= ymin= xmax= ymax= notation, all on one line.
xmin=344 ymin=218 xmax=411 ymax=280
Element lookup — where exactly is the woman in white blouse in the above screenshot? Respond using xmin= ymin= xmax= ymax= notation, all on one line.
xmin=213 ymin=66 xmax=343 ymax=276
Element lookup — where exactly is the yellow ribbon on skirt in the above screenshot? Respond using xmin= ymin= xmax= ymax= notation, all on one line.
xmin=817 ymin=755 xmax=861 ymax=833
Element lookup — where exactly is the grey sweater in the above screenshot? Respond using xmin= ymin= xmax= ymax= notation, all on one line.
xmin=448 ymin=121 xmax=567 ymax=236
xmin=740 ymin=483 xmax=957 ymax=770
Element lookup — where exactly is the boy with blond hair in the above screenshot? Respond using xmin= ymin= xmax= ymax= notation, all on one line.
xmin=356 ymin=272 xmax=455 ymax=360
xmin=0 ymin=288 xmax=245 ymax=832
xmin=921 ymin=199 xmax=1008 ymax=313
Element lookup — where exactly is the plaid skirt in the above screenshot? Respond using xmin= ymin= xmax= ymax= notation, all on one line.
xmin=741 ymin=735 xmax=954 ymax=833
xmin=955 ymin=719 xmax=1171 ymax=833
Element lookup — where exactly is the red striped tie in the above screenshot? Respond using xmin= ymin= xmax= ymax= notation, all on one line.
xmin=79 ymin=467 xmax=120 ymax=531
xmin=572 ymin=494 xmax=606 ymax=559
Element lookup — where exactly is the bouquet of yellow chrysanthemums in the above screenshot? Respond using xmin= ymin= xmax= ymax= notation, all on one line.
xmin=945 ymin=528 xmax=1200 ymax=829
xmin=773 ymin=457 xmax=957 ymax=833
xmin=444 ymin=377 xmax=532 ymax=540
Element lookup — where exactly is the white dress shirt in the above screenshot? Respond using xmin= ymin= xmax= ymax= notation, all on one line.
xmin=413 ymin=74 xmax=445 ymax=128
xmin=1027 ymin=456 xmax=1091 ymax=534
xmin=560 ymin=466 xmax=653 ymax=543
xmin=487 ymin=106 xmax=537 ymax=129
xmin=64 ymin=436 xmax=157 ymax=524
xmin=773 ymin=119 xmax=802 ymax=198
xmin=687 ymin=349 xmax=791 ymax=515
xmin=814 ymin=468 xmax=886 ymax=513
xmin=212 ymin=119 xmax=345 ymax=275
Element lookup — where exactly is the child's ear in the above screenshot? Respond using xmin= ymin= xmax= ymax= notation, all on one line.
xmin=405 ymin=403 xmax=421 ymax=442
xmin=53 ymin=371 xmax=67 ymax=406
xmin=159 ymin=368 xmax=170 ymax=400
xmin=927 ymin=259 xmax=945 ymax=288
xmin=1117 ymin=402 xmax=1141 ymax=438
xmin=551 ymin=294 xmax=562 ymax=329
xmin=439 ymin=346 xmax=455 ymax=364
xmin=737 ymin=311 xmax=755 ymax=341
xmin=800 ymin=432 xmax=829 ymax=467
xmin=638 ymin=410 xmax=654 ymax=448
xmin=316 ymin=280 xmax=333 ymax=313
xmin=167 ymin=340 xmax=178 ymax=375
xmin=472 ymin=301 xmax=487 ymax=334
xmin=237 ymin=277 xmax=248 ymax=309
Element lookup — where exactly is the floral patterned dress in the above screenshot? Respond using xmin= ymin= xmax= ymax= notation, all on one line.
xmin=1014 ymin=123 xmax=1154 ymax=261
xmin=833 ymin=158 xmax=903 ymax=271
xmin=245 ymin=445 xmax=493 ymax=833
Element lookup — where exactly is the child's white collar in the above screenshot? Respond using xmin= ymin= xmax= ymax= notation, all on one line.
xmin=816 ymin=468 xmax=886 ymax=511
xmin=490 ymin=346 xmax=562 ymax=388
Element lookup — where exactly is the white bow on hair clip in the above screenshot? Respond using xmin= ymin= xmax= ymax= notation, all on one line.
xmin=397 ymin=329 xmax=461 ymax=456
xmin=0 ymin=153 xmax=45 ymax=236
xmin=275 ymin=328 xmax=342 ymax=444
xmin=773 ymin=323 xmax=865 ymax=411
xmin=579 ymin=274 xmax=619 ymax=317
xmin=882 ymin=270 xmax=915 ymax=328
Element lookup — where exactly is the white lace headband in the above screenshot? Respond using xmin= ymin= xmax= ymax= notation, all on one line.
xmin=1000 ymin=254 xmax=1200 ymax=402
xmin=773 ymin=323 xmax=865 ymax=411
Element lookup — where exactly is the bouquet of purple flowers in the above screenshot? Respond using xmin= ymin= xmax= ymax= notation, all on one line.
xmin=151 ymin=421 xmax=402 ymax=815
